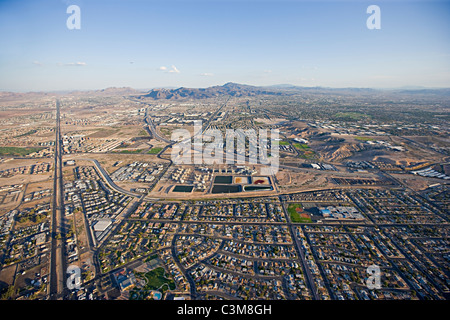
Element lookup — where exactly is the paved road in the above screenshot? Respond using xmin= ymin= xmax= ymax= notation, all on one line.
xmin=171 ymin=234 xmax=198 ymax=299
xmin=77 ymin=158 xmax=141 ymax=198
xmin=49 ymin=100 xmax=67 ymax=299
xmin=144 ymin=112 xmax=173 ymax=144
xmin=279 ymin=196 xmax=320 ymax=300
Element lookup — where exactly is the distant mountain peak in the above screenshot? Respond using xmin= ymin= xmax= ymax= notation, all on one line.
xmin=139 ymin=82 xmax=284 ymax=100
xmin=222 ymin=82 xmax=244 ymax=87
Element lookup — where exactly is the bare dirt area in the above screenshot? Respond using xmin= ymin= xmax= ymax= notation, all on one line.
xmin=390 ymin=173 xmax=447 ymax=191
xmin=0 ymin=158 xmax=53 ymax=172
xmin=0 ymin=264 xmax=17 ymax=289
xmin=0 ymin=171 xmax=53 ymax=214
xmin=276 ymin=170 xmax=323 ymax=190
xmin=0 ymin=191 xmax=23 ymax=214
xmin=87 ymin=128 xmax=121 ymax=139
xmin=78 ymin=251 xmax=96 ymax=281
xmin=0 ymin=109 xmax=53 ymax=120
xmin=0 ymin=174 xmax=52 ymax=189
xmin=23 ymin=179 xmax=53 ymax=194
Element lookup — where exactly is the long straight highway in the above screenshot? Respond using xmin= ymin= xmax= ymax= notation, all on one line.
xmin=48 ymin=100 xmax=67 ymax=299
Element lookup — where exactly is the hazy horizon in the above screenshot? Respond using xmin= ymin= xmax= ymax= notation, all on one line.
xmin=1 ymin=82 xmax=450 ymax=94
xmin=1 ymin=0 xmax=449 ymax=92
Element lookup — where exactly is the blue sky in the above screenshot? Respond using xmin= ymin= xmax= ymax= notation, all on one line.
xmin=0 ymin=0 xmax=449 ymax=91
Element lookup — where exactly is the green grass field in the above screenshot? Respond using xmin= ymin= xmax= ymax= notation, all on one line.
xmin=143 ymin=267 xmax=175 ymax=290
xmin=0 ymin=146 xmax=44 ymax=156
xmin=147 ymin=147 xmax=163 ymax=154
xmin=130 ymin=267 xmax=176 ymax=300
xmin=355 ymin=136 xmax=375 ymax=141
xmin=114 ymin=149 xmax=143 ymax=154
xmin=130 ymin=267 xmax=175 ymax=299
xmin=279 ymin=140 xmax=290 ymax=146
xmin=292 ymin=143 xmax=316 ymax=160
xmin=292 ymin=143 xmax=309 ymax=149
xmin=287 ymin=203 xmax=312 ymax=223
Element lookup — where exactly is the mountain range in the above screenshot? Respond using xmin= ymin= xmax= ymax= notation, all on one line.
xmin=1 ymin=83 xmax=449 ymax=100
xmin=139 ymin=82 xmax=287 ymax=100
xmin=138 ymin=82 xmax=450 ymax=100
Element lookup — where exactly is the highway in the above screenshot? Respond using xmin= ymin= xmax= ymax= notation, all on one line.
xmin=144 ymin=108 xmax=173 ymax=144
xmin=79 ymin=158 xmax=141 ymax=197
xmin=123 ymin=96 xmax=174 ymax=145
xmin=142 ymin=97 xmax=229 ymax=145
xmin=279 ymin=196 xmax=320 ymax=300
xmin=48 ymin=100 xmax=67 ymax=299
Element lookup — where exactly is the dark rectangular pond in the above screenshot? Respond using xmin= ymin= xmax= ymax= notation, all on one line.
xmin=213 ymin=175 xmax=233 ymax=184
xmin=243 ymin=185 xmax=273 ymax=192
xmin=172 ymin=185 xmax=194 ymax=192
xmin=211 ymin=184 xmax=241 ymax=193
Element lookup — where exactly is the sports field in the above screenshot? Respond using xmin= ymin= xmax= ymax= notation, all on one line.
xmin=287 ymin=203 xmax=312 ymax=223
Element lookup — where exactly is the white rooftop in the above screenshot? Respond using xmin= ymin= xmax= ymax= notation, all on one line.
xmin=93 ymin=218 xmax=112 ymax=232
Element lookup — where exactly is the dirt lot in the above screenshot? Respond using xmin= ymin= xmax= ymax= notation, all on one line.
xmin=0 ymin=264 xmax=17 ymax=290
xmin=0 ymin=158 xmax=53 ymax=173
xmin=390 ymin=173 xmax=445 ymax=191
xmin=24 ymin=179 xmax=53 ymax=194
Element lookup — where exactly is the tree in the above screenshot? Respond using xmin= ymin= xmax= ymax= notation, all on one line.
xmin=1 ymin=285 xmax=15 ymax=300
